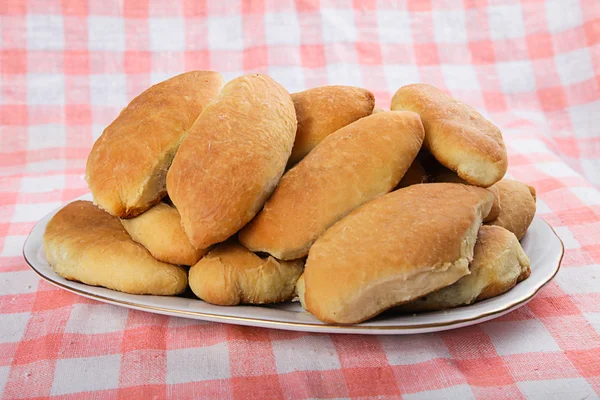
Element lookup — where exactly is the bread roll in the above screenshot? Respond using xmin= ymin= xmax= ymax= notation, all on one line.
xmin=167 ymin=74 xmax=297 ymax=249
xmin=44 ymin=201 xmax=187 ymax=295
xmin=397 ymin=226 xmax=531 ymax=312
xmin=189 ymin=240 xmax=304 ymax=306
xmin=120 ymin=202 xmax=207 ymax=265
xmin=486 ymin=179 xmax=536 ymax=240
xmin=239 ymin=111 xmax=425 ymax=260
xmin=289 ymin=86 xmax=374 ymax=165
xmin=372 ymin=106 xmax=384 ymax=114
xmin=391 ymin=84 xmax=507 ymax=187
xmin=397 ymin=159 xmax=428 ymax=188
xmin=86 ymin=71 xmax=224 ymax=218
xmin=302 ymin=183 xmax=494 ymax=324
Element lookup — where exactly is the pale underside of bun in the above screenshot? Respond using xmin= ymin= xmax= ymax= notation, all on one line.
xmin=391 ymin=83 xmax=507 ymax=188
xmin=189 ymin=240 xmax=304 ymax=306
xmin=396 ymin=225 xmax=531 ymax=313
xmin=303 ymin=183 xmax=494 ymax=324
xmin=44 ymin=201 xmax=188 ymax=295
xmin=86 ymin=71 xmax=224 ymax=218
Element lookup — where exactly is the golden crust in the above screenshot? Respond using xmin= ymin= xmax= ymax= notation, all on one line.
xmin=288 ymin=86 xmax=374 ymax=165
xmin=120 ymin=202 xmax=208 ymax=265
xmin=486 ymin=179 xmax=537 ymax=240
xmin=239 ymin=111 xmax=425 ymax=260
xmin=391 ymin=84 xmax=507 ymax=187
xmin=397 ymin=225 xmax=531 ymax=312
xmin=188 ymin=240 xmax=304 ymax=306
xmin=302 ymin=183 xmax=494 ymax=324
xmin=166 ymin=74 xmax=297 ymax=249
xmin=43 ymin=201 xmax=188 ymax=295
xmin=86 ymin=71 xmax=224 ymax=218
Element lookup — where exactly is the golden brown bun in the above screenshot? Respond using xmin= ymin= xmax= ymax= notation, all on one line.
xmin=302 ymin=183 xmax=494 ymax=324
xmin=120 ymin=202 xmax=208 ymax=265
xmin=288 ymin=86 xmax=374 ymax=165
xmin=397 ymin=226 xmax=530 ymax=312
xmin=397 ymin=159 xmax=428 ymax=188
xmin=44 ymin=201 xmax=187 ymax=295
xmin=86 ymin=71 xmax=224 ymax=218
xmin=486 ymin=179 xmax=537 ymax=240
xmin=239 ymin=111 xmax=425 ymax=260
xmin=189 ymin=240 xmax=304 ymax=306
xmin=167 ymin=74 xmax=297 ymax=249
xmin=391 ymin=84 xmax=507 ymax=187
xmin=372 ymin=106 xmax=385 ymax=114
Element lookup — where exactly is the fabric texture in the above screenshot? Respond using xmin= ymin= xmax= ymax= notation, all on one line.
xmin=1 ymin=0 xmax=600 ymax=398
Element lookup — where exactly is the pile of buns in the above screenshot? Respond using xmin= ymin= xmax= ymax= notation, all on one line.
xmin=43 ymin=71 xmax=537 ymax=324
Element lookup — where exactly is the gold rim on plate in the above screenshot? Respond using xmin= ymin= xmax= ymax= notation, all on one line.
xmin=23 ymin=218 xmax=563 ymax=332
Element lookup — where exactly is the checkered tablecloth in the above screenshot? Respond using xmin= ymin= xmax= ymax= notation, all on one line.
xmin=1 ymin=0 xmax=599 ymax=398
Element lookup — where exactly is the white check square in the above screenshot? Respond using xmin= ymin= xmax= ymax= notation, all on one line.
xmin=442 ymin=65 xmax=480 ymax=90
xmin=483 ymin=319 xmax=560 ymax=355
xmin=555 ymin=48 xmax=595 ymax=86
xmin=518 ymin=378 xmax=595 ymax=400
xmin=0 ymin=312 xmax=31 ymax=343
xmin=166 ymin=343 xmax=230 ymax=384
xmin=28 ymin=15 xmax=64 ymax=50
xmin=496 ymin=61 xmax=536 ymax=93
xmin=321 ymin=8 xmax=357 ymax=43
xmin=65 ymin=304 xmax=129 ymax=334
xmin=90 ymin=74 xmax=127 ymax=107
xmin=433 ymin=10 xmax=467 ymax=44
xmin=51 ymin=355 xmax=121 ymax=395
xmin=265 ymin=12 xmax=300 ymax=45
xmin=488 ymin=5 xmax=525 ymax=40
xmin=545 ymin=0 xmax=583 ymax=33
xmin=28 ymin=74 xmax=65 ymax=105
xmin=273 ymin=335 xmax=340 ymax=373
xmin=149 ymin=18 xmax=185 ymax=51
xmin=27 ymin=125 xmax=66 ymax=150
xmin=555 ymin=265 xmax=600 ymax=294
xmin=88 ymin=16 xmax=125 ymax=52
xmin=208 ymin=16 xmax=243 ymax=50
xmin=377 ymin=10 xmax=411 ymax=44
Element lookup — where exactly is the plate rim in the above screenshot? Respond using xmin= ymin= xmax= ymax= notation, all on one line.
xmin=23 ymin=198 xmax=564 ymax=333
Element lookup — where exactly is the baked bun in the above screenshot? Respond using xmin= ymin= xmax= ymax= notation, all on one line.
xmin=486 ymin=179 xmax=537 ymax=240
xmin=167 ymin=74 xmax=297 ymax=249
xmin=86 ymin=71 xmax=224 ymax=218
xmin=289 ymin=86 xmax=374 ymax=165
xmin=372 ymin=106 xmax=384 ymax=114
xmin=397 ymin=225 xmax=530 ymax=312
xmin=44 ymin=201 xmax=187 ymax=295
xmin=391 ymin=84 xmax=507 ymax=187
xmin=302 ymin=183 xmax=494 ymax=324
xmin=189 ymin=240 xmax=304 ymax=306
xmin=239 ymin=111 xmax=425 ymax=260
xmin=120 ymin=202 xmax=207 ymax=265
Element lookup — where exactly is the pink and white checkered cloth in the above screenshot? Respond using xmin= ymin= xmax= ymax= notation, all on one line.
xmin=1 ymin=0 xmax=600 ymax=398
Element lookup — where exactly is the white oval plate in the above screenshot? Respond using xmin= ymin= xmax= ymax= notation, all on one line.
xmin=23 ymin=193 xmax=563 ymax=335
